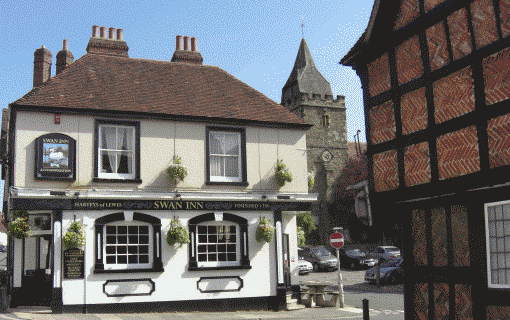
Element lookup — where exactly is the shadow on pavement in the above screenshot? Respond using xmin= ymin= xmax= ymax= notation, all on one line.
xmin=343 ymin=282 xmax=403 ymax=294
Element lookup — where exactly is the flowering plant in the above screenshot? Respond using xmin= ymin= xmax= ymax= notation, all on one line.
xmin=8 ymin=211 xmax=31 ymax=239
xmin=166 ymin=218 xmax=190 ymax=248
xmin=256 ymin=217 xmax=275 ymax=243
xmin=63 ymin=221 xmax=86 ymax=249
xmin=274 ymin=160 xmax=293 ymax=187
xmin=167 ymin=156 xmax=188 ymax=183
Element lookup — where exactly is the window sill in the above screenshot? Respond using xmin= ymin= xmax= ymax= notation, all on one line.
xmin=206 ymin=181 xmax=249 ymax=187
xmin=94 ymin=267 xmax=164 ymax=274
xmin=93 ymin=178 xmax=143 ymax=184
xmin=188 ymin=265 xmax=252 ymax=272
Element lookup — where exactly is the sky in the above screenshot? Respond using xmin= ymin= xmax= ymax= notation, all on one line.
xmin=0 ymin=0 xmax=374 ymax=140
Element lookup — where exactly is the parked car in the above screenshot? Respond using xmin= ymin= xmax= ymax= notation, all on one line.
xmin=335 ymin=248 xmax=378 ymax=269
xmin=365 ymin=257 xmax=404 ymax=285
xmin=300 ymin=247 xmax=338 ymax=272
xmin=298 ymin=256 xmax=313 ymax=275
xmin=366 ymin=246 xmax=401 ymax=265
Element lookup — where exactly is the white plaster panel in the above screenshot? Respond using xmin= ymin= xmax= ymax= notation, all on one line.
xmin=60 ymin=211 xmax=277 ymax=305
xmin=283 ymin=213 xmax=300 ymax=286
xmin=104 ymin=280 xmax=154 ymax=297
xmin=13 ymin=239 xmax=22 ymax=287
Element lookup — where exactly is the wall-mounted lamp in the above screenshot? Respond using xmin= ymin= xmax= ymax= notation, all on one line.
xmin=175 ymin=193 xmax=181 ymax=200
xmin=261 ymin=194 xmax=267 ymax=200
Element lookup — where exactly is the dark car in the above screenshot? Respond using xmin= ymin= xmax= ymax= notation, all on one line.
xmin=300 ymin=247 xmax=338 ymax=272
xmin=336 ymin=248 xmax=378 ymax=270
xmin=365 ymin=257 xmax=404 ymax=285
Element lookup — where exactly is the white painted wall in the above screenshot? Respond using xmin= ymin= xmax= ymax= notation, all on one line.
xmin=13 ymin=111 xmax=308 ymax=193
xmin=61 ymin=211 xmax=280 ymax=306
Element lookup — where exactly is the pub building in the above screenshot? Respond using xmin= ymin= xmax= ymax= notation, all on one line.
xmin=341 ymin=0 xmax=510 ymax=318
xmin=2 ymin=26 xmax=316 ymax=312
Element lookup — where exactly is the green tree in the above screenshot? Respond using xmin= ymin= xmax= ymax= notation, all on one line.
xmin=297 ymin=212 xmax=316 ymax=245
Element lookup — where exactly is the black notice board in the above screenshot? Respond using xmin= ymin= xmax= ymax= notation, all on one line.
xmin=64 ymin=248 xmax=84 ymax=279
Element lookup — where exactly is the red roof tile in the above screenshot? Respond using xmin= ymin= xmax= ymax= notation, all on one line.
xmin=13 ymin=53 xmax=307 ymax=126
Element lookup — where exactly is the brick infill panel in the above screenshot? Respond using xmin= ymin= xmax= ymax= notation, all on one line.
xmin=436 ymin=126 xmax=480 ymax=180
xmin=470 ymin=0 xmax=498 ymax=49
xmin=394 ymin=0 xmax=420 ymax=30
xmin=433 ymin=283 xmax=450 ymax=318
xmin=455 ymin=284 xmax=473 ymax=319
xmin=483 ymin=47 xmax=510 ymax=105
xmin=404 ymin=142 xmax=431 ymax=187
xmin=447 ymin=8 xmax=473 ymax=60
xmin=426 ymin=21 xmax=450 ymax=71
xmin=433 ymin=67 xmax=475 ymax=124
xmin=368 ymin=53 xmax=391 ymax=97
xmin=401 ymin=87 xmax=427 ymax=135
xmin=487 ymin=113 xmax=510 ymax=168
xmin=500 ymin=0 xmax=510 ymax=37
xmin=425 ymin=0 xmax=447 ymax=12
xmin=369 ymin=100 xmax=396 ymax=144
xmin=373 ymin=149 xmax=399 ymax=192
xmin=396 ymin=35 xmax=423 ymax=85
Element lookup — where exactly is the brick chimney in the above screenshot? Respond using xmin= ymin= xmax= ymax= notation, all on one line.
xmin=171 ymin=35 xmax=203 ymax=65
xmin=33 ymin=45 xmax=52 ymax=87
xmin=86 ymin=25 xmax=129 ymax=57
xmin=56 ymin=39 xmax=74 ymax=75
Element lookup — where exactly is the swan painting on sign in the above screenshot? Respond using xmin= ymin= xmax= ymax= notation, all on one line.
xmin=42 ymin=143 xmax=69 ymax=169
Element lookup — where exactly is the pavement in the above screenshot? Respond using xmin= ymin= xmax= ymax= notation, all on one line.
xmin=0 ymin=305 xmax=381 ymax=320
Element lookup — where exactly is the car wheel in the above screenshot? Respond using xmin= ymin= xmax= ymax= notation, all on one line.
xmin=387 ymin=273 xmax=398 ymax=284
xmin=313 ymin=263 xmax=320 ymax=272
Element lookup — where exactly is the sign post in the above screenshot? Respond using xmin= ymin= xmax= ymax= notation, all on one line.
xmin=330 ymin=229 xmax=344 ymax=308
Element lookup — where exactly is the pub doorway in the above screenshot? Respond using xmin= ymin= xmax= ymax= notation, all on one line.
xmin=20 ymin=234 xmax=53 ymax=306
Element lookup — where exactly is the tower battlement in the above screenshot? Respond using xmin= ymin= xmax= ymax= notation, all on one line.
xmin=299 ymin=92 xmax=345 ymax=107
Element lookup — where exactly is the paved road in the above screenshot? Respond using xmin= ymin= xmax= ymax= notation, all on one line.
xmin=299 ymin=266 xmax=404 ymax=319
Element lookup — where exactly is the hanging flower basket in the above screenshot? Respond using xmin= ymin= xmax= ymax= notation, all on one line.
xmin=274 ymin=160 xmax=293 ymax=187
xmin=8 ymin=211 xmax=31 ymax=239
xmin=166 ymin=218 xmax=190 ymax=248
xmin=63 ymin=221 xmax=86 ymax=250
xmin=167 ymin=156 xmax=188 ymax=184
xmin=256 ymin=217 xmax=275 ymax=243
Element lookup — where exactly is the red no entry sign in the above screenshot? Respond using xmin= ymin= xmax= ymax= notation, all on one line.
xmin=330 ymin=232 xmax=344 ymax=248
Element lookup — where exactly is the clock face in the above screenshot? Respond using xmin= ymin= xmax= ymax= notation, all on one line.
xmin=321 ymin=149 xmax=333 ymax=163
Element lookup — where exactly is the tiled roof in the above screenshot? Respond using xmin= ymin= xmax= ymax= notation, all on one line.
xmin=13 ymin=53 xmax=308 ymax=126
xmin=283 ymin=38 xmax=333 ymax=97
xmin=347 ymin=141 xmax=367 ymax=159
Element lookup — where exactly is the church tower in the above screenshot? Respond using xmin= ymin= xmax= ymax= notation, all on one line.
xmin=282 ymin=38 xmax=347 ymax=242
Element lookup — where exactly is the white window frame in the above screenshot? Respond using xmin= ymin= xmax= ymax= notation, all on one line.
xmin=97 ymin=123 xmax=136 ymax=180
xmin=103 ymin=220 xmax=153 ymax=270
xmin=208 ymin=131 xmax=242 ymax=182
xmin=485 ymin=200 xmax=510 ymax=288
xmin=195 ymin=220 xmax=240 ymax=268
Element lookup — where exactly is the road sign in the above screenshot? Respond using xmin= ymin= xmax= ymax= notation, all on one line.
xmin=330 ymin=232 xmax=344 ymax=248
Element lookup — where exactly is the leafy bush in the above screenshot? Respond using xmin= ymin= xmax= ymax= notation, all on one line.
xmin=274 ymin=160 xmax=293 ymax=187
xmin=8 ymin=217 xmax=30 ymax=239
xmin=256 ymin=217 xmax=275 ymax=243
xmin=166 ymin=218 xmax=190 ymax=248
xmin=63 ymin=221 xmax=86 ymax=249
xmin=297 ymin=226 xmax=306 ymax=247
xmin=308 ymin=172 xmax=315 ymax=190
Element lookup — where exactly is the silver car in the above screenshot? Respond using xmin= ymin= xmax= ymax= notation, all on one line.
xmin=366 ymin=246 xmax=401 ymax=265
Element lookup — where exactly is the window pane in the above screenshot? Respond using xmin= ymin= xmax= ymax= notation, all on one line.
xmin=128 ymin=246 xmax=138 ymax=254
xmin=489 ymin=206 xmax=495 ymax=221
xmin=198 ymin=235 xmax=207 ymax=243
xmin=198 ymin=226 xmax=207 ymax=234
xmin=225 ymin=157 xmax=239 ymax=177
xmin=101 ymin=152 xmax=113 ymax=173
xmin=498 ymin=238 xmax=505 ymax=252
xmin=224 ymin=133 xmax=239 ymax=155
xmin=106 ymin=226 xmax=116 ymax=234
xmin=106 ymin=256 xmax=116 ymax=264
xmin=139 ymin=226 xmax=149 ymax=234
xmin=139 ymin=235 xmax=149 ymax=244
xmin=227 ymin=244 xmax=236 ymax=252
xmin=499 ymin=269 xmax=506 ymax=284
xmin=118 ymin=226 xmax=127 ymax=234
xmin=139 ymin=245 xmax=149 ymax=254
xmin=117 ymin=255 xmax=127 ymax=264
xmin=210 ymin=156 xmax=224 ymax=176
xmin=129 ymin=235 xmax=138 ymax=244
xmin=496 ymin=205 xmax=503 ymax=220
xmin=218 ymin=244 xmax=226 ymax=252
xmin=218 ymin=253 xmax=226 ymax=261
xmin=106 ymin=236 xmax=116 ymax=244
xmin=208 ymin=254 xmax=216 ymax=261
xmin=505 ymin=221 xmax=510 ymax=236
xmin=118 ymin=236 xmax=127 ymax=244
xmin=128 ymin=255 xmax=138 ymax=264
xmin=208 ymin=235 xmax=217 ymax=243
xmin=497 ymin=221 xmax=504 ymax=237
xmin=106 ymin=246 xmax=116 ymax=254
xmin=208 ymin=226 xmax=217 ymax=233
xmin=505 ymin=204 xmax=510 ymax=220
xmin=489 ymin=221 xmax=496 ymax=237
xmin=117 ymin=246 xmax=127 ymax=254
xmin=101 ymin=126 xmax=117 ymax=149
xmin=198 ymin=245 xmax=207 ymax=253
xmin=228 ymin=253 xmax=236 ymax=261
xmin=499 ymin=253 xmax=506 ymax=268
xmin=198 ymin=254 xmax=207 ymax=262
xmin=128 ymin=226 xmax=138 ymax=234
xmin=139 ymin=255 xmax=149 ymax=264
xmin=210 ymin=133 xmax=222 ymax=154
xmin=506 ymin=237 xmax=510 ymax=251
xmin=491 ymin=238 xmax=497 ymax=252
xmin=118 ymin=152 xmax=133 ymax=174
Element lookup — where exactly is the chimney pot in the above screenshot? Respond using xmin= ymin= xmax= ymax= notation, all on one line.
xmin=57 ymin=39 xmax=74 ymax=75
xmin=33 ymin=46 xmax=52 ymax=87
xmin=63 ymin=39 xmax=68 ymax=51
xmin=183 ymin=36 xmax=189 ymax=51
xmin=117 ymin=28 xmax=123 ymax=41
xmin=92 ymin=25 xmax=99 ymax=37
xmin=176 ymin=35 xmax=182 ymax=50
xmin=109 ymin=27 xmax=115 ymax=39
xmin=100 ymin=26 xmax=107 ymax=38
xmin=191 ymin=37 xmax=197 ymax=52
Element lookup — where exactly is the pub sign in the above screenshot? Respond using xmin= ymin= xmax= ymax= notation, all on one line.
xmin=35 ymin=133 xmax=76 ymax=180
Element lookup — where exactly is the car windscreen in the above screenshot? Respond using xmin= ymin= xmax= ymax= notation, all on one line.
xmin=381 ymin=258 xmax=402 ymax=267
xmin=346 ymin=249 xmax=363 ymax=256
xmin=386 ymin=247 xmax=400 ymax=252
